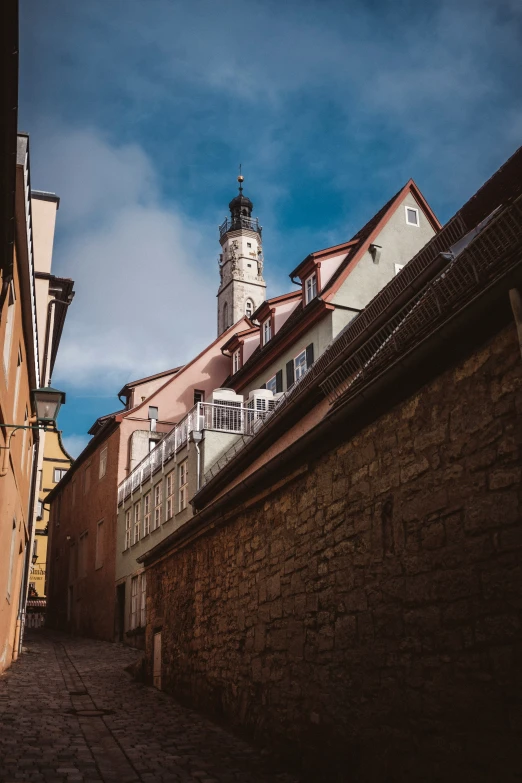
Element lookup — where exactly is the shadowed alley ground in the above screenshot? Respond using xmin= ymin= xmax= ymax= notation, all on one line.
xmin=0 ymin=630 xmax=299 ymax=783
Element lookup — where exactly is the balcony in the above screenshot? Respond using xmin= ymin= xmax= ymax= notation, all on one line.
xmin=117 ymin=401 xmax=275 ymax=505
xmin=219 ymin=215 xmax=262 ymax=238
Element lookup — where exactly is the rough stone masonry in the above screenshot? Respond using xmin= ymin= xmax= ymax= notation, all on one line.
xmin=145 ymin=323 xmax=522 ymax=782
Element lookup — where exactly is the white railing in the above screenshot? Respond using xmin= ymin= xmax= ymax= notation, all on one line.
xmin=117 ymin=400 xmax=276 ymax=505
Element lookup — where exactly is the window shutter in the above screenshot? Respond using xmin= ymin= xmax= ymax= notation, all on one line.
xmin=275 ymin=369 xmax=283 ymax=394
xmin=286 ymin=360 xmax=295 ymax=389
xmin=306 ymin=343 xmax=314 ymax=368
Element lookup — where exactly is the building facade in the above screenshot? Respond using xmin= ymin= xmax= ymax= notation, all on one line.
xmin=140 ymin=147 xmax=522 ymax=781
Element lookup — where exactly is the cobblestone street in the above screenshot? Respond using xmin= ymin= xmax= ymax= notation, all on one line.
xmin=0 ymin=631 xmax=298 ymax=783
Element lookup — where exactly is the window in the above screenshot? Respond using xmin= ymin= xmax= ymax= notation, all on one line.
xmin=294 ymin=349 xmax=307 ymax=381
xmin=99 ymin=446 xmax=107 ymax=479
xmin=247 ymin=242 xmax=252 ymax=248
xmin=124 ymin=509 xmax=132 ymax=550
xmin=262 ymin=319 xmax=271 ymax=345
xmin=143 ymin=493 xmax=151 ymax=536
xmin=54 ymin=467 xmax=68 ymax=483
xmin=95 ymin=520 xmax=104 ymax=569
xmin=266 ymin=375 xmax=277 ymax=394
xmin=233 ymin=348 xmax=241 ymax=374
xmin=84 ymin=463 xmax=91 ymax=495
xmin=133 ymin=502 xmax=140 ymax=544
xmin=286 ymin=343 xmax=314 ymax=390
xmin=78 ymin=532 xmax=88 ymax=579
xmin=3 ymin=282 xmax=15 ymax=376
xmin=193 ymin=389 xmax=205 ymax=405
xmin=13 ymin=347 xmax=22 ymax=419
xmin=166 ymin=471 xmax=174 ymax=520
xmin=405 ymin=206 xmax=419 ymax=226
xmin=154 ymin=483 xmax=162 ymax=529
xmin=394 ymin=263 xmax=405 ymax=275
xmin=36 ymin=501 xmax=43 ymax=520
xmin=305 ymin=273 xmax=317 ymax=304
xmin=178 ymin=460 xmax=188 ymax=512
xmin=140 ymin=573 xmax=147 ymax=628
xmin=130 ymin=576 xmax=139 ymax=630
xmin=245 ymin=299 xmax=254 ymax=318
xmin=6 ymin=519 xmax=16 ymax=601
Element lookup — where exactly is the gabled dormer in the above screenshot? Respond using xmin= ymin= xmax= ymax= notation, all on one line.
xmin=251 ymin=291 xmax=302 ymax=349
xmin=289 ymin=240 xmax=358 ymax=307
xmin=221 ymin=326 xmax=260 ymax=376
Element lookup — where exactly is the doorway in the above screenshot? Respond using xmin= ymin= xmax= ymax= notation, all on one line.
xmin=153 ymin=631 xmax=162 ymax=689
xmin=116 ymin=583 xmax=126 ymax=642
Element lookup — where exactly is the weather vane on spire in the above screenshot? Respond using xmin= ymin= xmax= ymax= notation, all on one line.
xmin=238 ymin=163 xmax=244 ymax=194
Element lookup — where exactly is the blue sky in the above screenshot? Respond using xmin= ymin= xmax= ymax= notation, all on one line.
xmin=19 ymin=0 xmax=522 ymax=456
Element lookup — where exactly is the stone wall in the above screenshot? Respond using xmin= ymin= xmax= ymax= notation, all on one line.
xmin=146 ymin=324 xmax=522 ymax=782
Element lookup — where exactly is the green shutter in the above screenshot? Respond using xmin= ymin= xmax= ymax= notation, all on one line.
xmin=275 ymin=369 xmax=283 ymax=394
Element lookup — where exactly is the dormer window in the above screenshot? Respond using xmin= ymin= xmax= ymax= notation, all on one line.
xmin=262 ymin=319 xmax=271 ymax=346
xmin=305 ymin=272 xmax=317 ymax=304
xmin=233 ymin=348 xmax=241 ymax=374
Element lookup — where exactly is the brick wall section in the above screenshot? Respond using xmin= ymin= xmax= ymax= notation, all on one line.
xmin=47 ymin=427 xmax=120 ymax=641
xmin=146 ymin=324 xmax=522 ymax=782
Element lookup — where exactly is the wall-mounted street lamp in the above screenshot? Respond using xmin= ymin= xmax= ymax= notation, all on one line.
xmin=0 ymin=385 xmax=66 ymax=477
xmin=32 ymin=552 xmax=38 ymax=566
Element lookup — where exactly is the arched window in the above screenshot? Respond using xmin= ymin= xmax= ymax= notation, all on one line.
xmin=223 ymin=302 xmax=229 ymax=329
xmin=245 ymin=299 xmax=254 ymax=319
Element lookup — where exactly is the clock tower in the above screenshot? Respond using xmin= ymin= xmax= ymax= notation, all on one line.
xmin=217 ymin=174 xmax=266 ymax=336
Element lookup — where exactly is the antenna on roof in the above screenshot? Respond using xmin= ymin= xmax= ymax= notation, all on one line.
xmin=238 ymin=163 xmax=244 ymax=194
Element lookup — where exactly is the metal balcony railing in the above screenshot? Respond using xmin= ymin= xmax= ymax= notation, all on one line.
xmin=219 ymin=215 xmax=262 ymax=238
xmin=117 ymin=400 xmax=277 ymax=505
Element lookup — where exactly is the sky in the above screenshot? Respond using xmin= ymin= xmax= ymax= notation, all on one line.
xmin=19 ymin=0 xmax=522 ymax=457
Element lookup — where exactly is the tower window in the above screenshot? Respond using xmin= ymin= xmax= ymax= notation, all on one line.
xmin=245 ymin=299 xmax=254 ymax=318
xmin=247 ymin=242 xmax=252 ymax=248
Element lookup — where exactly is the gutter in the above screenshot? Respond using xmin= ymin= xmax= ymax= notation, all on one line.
xmin=139 ymin=253 xmax=522 ymax=567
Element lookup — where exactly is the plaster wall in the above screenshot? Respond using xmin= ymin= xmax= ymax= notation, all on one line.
xmin=128 ymin=372 xmax=179 ymax=408
xmin=332 ymin=192 xmax=436 ymax=311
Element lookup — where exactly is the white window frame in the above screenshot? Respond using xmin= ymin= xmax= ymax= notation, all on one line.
xmin=233 ymin=348 xmax=241 ymax=374
xmin=405 ymin=205 xmax=419 ymax=226
xmin=262 ymin=319 xmax=271 ymax=346
xmin=99 ymin=446 xmax=107 ymax=479
xmin=143 ymin=493 xmax=151 ymax=536
xmin=266 ymin=375 xmax=277 ymax=394
xmin=294 ymin=349 xmax=307 ymax=381
xmin=133 ymin=502 xmax=140 ymax=544
xmin=54 ymin=467 xmax=67 ymax=483
xmin=166 ymin=471 xmax=174 ymax=520
xmin=178 ymin=460 xmax=188 ymax=512
xmin=124 ymin=509 xmax=131 ymax=550
xmin=153 ymin=483 xmax=162 ymax=529
xmin=305 ymin=272 xmax=317 ymax=304
xmin=95 ymin=519 xmax=104 ymax=570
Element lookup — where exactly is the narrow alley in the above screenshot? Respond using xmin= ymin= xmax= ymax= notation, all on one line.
xmin=0 ymin=631 xmax=298 ymax=783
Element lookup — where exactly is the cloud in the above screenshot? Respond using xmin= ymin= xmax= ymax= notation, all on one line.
xmin=32 ymin=126 xmax=219 ymax=390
